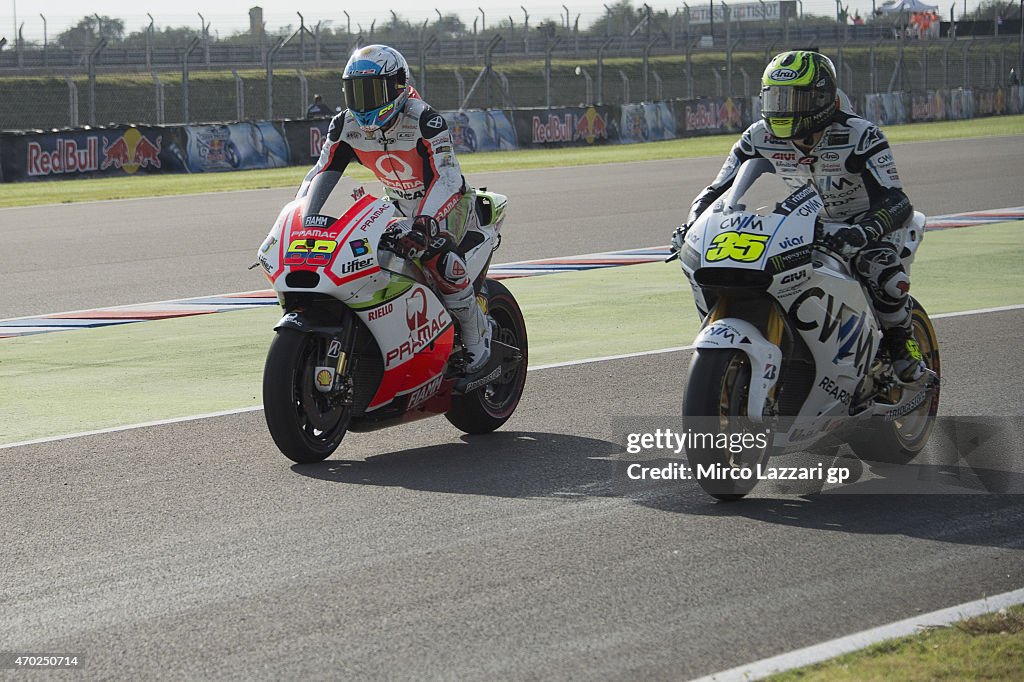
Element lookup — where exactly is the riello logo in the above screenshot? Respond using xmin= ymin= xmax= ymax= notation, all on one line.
xmin=27 ymin=137 xmax=99 ymax=176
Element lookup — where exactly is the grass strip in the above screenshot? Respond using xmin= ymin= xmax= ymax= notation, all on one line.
xmin=768 ymin=604 xmax=1024 ymax=681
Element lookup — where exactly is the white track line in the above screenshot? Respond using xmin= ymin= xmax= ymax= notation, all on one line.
xmin=931 ymin=303 xmax=1024 ymax=318
xmin=0 ymin=407 xmax=265 ymax=450
xmin=691 ymin=586 xmax=1024 ymax=682
xmin=1 ymin=302 xmax=1021 ymax=451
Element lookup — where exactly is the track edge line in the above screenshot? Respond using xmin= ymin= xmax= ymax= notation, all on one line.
xmin=689 ymin=586 xmax=1024 ymax=682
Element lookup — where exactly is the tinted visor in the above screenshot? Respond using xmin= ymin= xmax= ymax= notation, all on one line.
xmin=343 ymin=76 xmax=400 ymax=113
xmin=760 ymin=85 xmax=831 ymax=116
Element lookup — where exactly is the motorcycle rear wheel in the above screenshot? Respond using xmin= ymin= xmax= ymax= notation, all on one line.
xmin=446 ymin=279 xmax=528 ymax=434
xmin=683 ymin=348 xmax=770 ymax=501
xmin=849 ymin=299 xmax=940 ymax=465
xmin=263 ymin=328 xmax=351 ymax=463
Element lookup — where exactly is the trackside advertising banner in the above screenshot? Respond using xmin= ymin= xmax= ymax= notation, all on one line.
xmin=182 ymin=122 xmax=290 ymax=173
xmin=862 ymin=88 xmax=1023 ymax=125
xmin=619 ymin=103 xmax=677 ymax=144
xmin=440 ymin=110 xmax=518 ymax=153
xmin=2 ymin=90 xmax=1020 ymax=182
xmin=280 ymin=110 xmax=520 ymax=165
xmin=0 ymin=125 xmax=188 ymax=182
xmin=676 ymin=97 xmax=752 ymax=136
xmin=281 ymin=118 xmax=332 ymax=165
xmin=512 ymin=105 xmax=618 ymax=148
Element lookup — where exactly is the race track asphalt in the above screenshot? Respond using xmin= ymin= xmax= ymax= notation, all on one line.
xmin=1 ymin=136 xmax=1023 ymax=680
xmin=1 ymin=135 xmax=1021 ymax=319
xmin=3 ymin=309 xmax=1023 ymax=679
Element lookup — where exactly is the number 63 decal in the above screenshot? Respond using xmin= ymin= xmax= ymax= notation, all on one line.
xmin=705 ymin=232 xmax=770 ymax=263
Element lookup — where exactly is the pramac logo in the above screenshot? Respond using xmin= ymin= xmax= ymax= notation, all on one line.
xmin=406 ymin=287 xmax=428 ymax=330
xmin=374 ymin=153 xmax=415 ymax=179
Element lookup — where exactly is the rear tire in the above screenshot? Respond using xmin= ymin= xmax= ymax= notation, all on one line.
xmin=446 ymin=279 xmax=528 ymax=434
xmin=263 ymin=328 xmax=350 ymax=463
xmin=683 ymin=348 xmax=770 ymax=501
xmin=849 ymin=299 xmax=940 ymax=465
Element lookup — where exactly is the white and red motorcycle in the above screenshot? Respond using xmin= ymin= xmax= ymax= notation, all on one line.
xmin=674 ymin=161 xmax=940 ymax=500
xmin=256 ymin=189 xmax=527 ymax=463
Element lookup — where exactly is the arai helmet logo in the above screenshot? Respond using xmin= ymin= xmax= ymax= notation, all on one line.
xmin=770 ymin=68 xmax=799 ymax=81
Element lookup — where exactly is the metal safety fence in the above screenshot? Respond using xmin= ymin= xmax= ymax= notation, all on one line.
xmin=1 ymin=37 xmax=1020 ymax=130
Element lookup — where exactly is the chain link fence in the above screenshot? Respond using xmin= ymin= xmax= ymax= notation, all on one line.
xmin=1 ymin=37 xmax=1020 ymax=130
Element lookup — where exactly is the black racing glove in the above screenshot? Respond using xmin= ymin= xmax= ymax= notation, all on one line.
xmin=412 ymin=214 xmax=441 ymax=239
xmin=816 ymin=219 xmax=883 ymax=260
xmin=380 ymin=223 xmax=428 ymax=260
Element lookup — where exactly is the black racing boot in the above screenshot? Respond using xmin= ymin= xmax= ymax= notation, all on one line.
xmin=883 ymin=326 xmax=925 ymax=383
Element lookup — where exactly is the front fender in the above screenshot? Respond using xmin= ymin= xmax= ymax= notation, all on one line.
xmin=273 ymin=311 xmax=347 ymax=336
xmin=694 ymin=318 xmax=780 ymax=423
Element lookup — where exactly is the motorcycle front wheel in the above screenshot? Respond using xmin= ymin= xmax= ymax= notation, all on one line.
xmin=683 ymin=348 xmax=770 ymax=501
xmin=263 ymin=328 xmax=351 ymax=463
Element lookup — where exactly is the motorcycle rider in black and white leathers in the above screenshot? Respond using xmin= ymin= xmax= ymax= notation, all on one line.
xmin=296 ymin=44 xmax=493 ymax=374
xmin=673 ymin=50 xmax=925 ymax=381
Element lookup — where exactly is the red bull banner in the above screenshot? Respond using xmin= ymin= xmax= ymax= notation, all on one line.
xmin=676 ymin=97 xmax=753 ymax=137
xmin=281 ymin=119 xmax=332 ymax=165
xmin=1 ymin=125 xmax=188 ymax=182
xmin=512 ymin=106 xmax=618 ymax=149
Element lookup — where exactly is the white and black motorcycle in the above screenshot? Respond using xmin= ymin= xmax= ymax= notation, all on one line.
xmin=673 ymin=161 xmax=940 ymax=500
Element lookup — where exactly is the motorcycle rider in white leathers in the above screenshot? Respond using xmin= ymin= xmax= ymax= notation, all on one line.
xmin=296 ymin=45 xmax=493 ymax=374
xmin=673 ymin=50 xmax=925 ymax=381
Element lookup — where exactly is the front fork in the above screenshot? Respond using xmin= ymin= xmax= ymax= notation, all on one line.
xmin=274 ymin=306 xmax=358 ymax=397
xmin=701 ymin=296 xmax=787 ymax=420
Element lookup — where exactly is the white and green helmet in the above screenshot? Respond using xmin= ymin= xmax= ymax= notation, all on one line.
xmin=760 ymin=51 xmax=838 ymax=140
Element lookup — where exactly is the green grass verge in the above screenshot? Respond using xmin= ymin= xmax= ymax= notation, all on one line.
xmin=2 ymin=115 xmax=1022 ymax=209
xmin=0 ymin=221 xmax=1021 ymax=445
xmin=768 ymin=604 xmax=1024 ymax=681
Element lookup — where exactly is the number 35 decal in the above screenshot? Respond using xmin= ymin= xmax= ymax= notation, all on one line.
xmin=705 ymin=232 xmax=770 ymax=263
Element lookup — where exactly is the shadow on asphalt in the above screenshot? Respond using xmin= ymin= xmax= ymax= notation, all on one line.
xmin=291 ymin=430 xmax=1024 ymax=548
xmin=653 ymin=490 xmax=1024 ymax=549
xmin=642 ymin=457 xmax=1024 ymax=549
xmin=291 ymin=431 xmax=627 ymax=499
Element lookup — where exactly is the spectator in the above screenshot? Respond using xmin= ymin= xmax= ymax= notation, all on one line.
xmin=852 ymin=13 xmax=864 ymax=26
xmin=1011 ymin=68 xmax=1020 ymax=87
xmin=306 ymin=94 xmax=332 ymax=118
